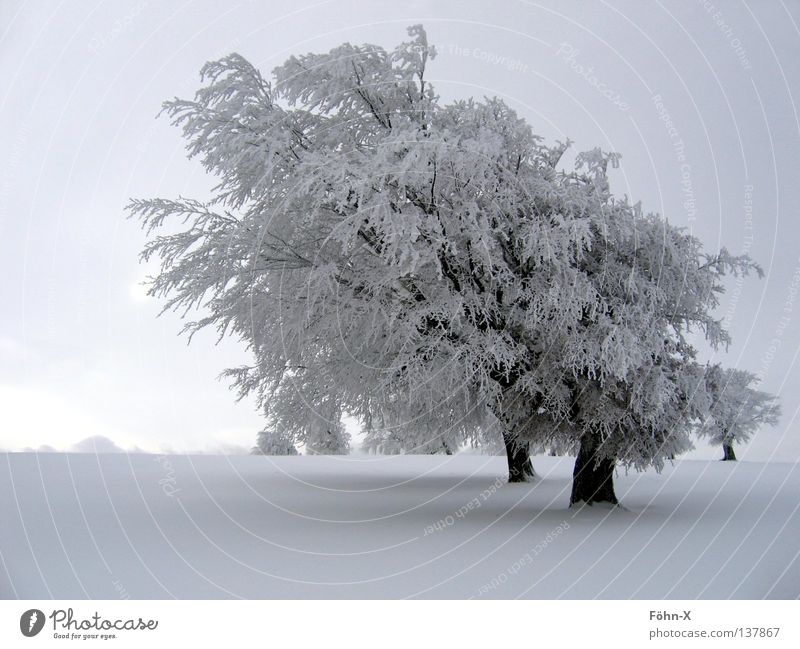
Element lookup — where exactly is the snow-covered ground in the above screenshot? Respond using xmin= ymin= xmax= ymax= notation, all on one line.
xmin=1 ymin=452 xmax=797 ymax=599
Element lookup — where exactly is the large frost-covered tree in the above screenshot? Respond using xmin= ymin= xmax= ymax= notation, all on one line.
xmin=700 ymin=365 xmax=781 ymax=461
xmin=130 ymin=26 xmax=767 ymax=505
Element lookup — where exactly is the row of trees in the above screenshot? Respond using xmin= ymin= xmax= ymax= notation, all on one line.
xmin=131 ymin=26 xmax=779 ymax=506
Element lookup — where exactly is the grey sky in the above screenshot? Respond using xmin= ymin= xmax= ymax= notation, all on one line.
xmin=1 ymin=0 xmax=798 ymax=459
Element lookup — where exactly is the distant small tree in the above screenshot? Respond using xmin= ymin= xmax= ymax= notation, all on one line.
xmin=305 ymin=427 xmax=350 ymax=455
xmin=362 ymin=407 xmax=462 ymax=455
xmin=269 ymin=383 xmax=351 ymax=455
xmin=362 ymin=430 xmax=457 ymax=454
xmin=252 ymin=429 xmax=298 ymax=456
xmin=700 ymin=365 xmax=781 ymax=461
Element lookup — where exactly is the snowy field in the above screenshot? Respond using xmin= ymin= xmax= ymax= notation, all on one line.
xmin=1 ymin=452 xmax=798 ymax=599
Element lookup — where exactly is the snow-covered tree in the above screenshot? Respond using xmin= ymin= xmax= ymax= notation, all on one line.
xmin=531 ymin=204 xmax=759 ymax=504
xmin=700 ymin=365 xmax=781 ymax=461
xmin=252 ymin=429 xmax=298 ymax=455
xmin=130 ymin=25 xmax=764 ymax=505
xmin=362 ymin=429 xmax=457 ymax=455
xmin=305 ymin=427 xmax=350 ymax=455
xmin=361 ymin=403 xmax=462 ymax=455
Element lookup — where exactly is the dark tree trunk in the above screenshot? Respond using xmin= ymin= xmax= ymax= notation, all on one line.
xmin=722 ymin=442 xmax=737 ymax=461
xmin=502 ymin=430 xmax=536 ymax=482
xmin=570 ymin=433 xmax=618 ymax=506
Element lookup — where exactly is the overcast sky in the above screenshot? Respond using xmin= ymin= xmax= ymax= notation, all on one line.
xmin=1 ymin=0 xmax=799 ymax=459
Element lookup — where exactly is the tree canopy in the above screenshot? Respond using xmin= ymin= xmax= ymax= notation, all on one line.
xmin=700 ymin=365 xmax=781 ymax=460
xmin=131 ymin=25 xmax=777 ymax=504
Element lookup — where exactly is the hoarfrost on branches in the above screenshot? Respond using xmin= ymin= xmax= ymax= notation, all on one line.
xmin=130 ymin=26 xmax=776 ymax=503
xmin=252 ymin=429 xmax=298 ymax=456
xmin=699 ymin=365 xmax=781 ymax=460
